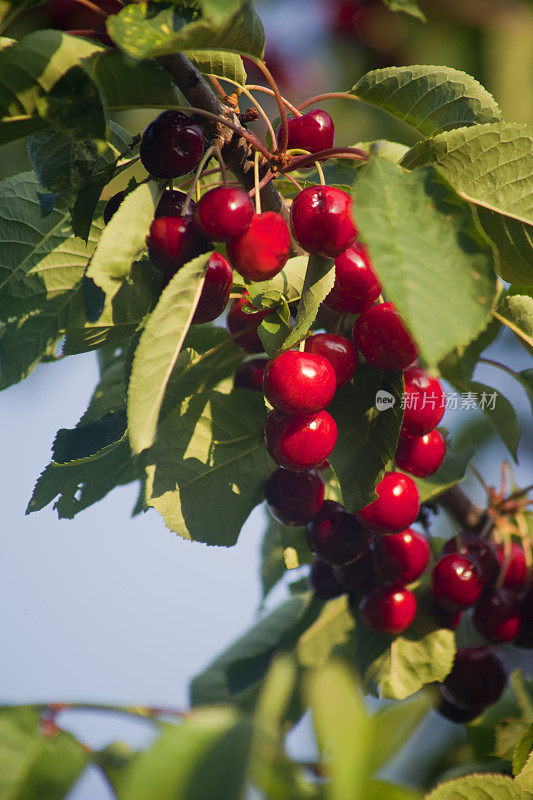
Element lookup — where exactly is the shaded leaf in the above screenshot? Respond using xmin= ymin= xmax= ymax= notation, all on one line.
xmin=476 ymin=209 xmax=533 ymax=287
xmin=424 ymin=774 xmax=530 ymax=800
xmin=184 ymin=49 xmax=246 ymax=84
xmin=496 ymin=291 xmax=533 ymax=353
xmin=383 ymin=0 xmax=426 ymax=20
xmin=297 ymin=595 xmax=355 ymax=668
xmin=372 ymin=693 xmax=430 ymax=772
xmin=513 ymin=724 xmax=533 ymax=777
xmin=282 ymin=254 xmax=335 ymax=349
xmin=411 ymin=447 xmax=474 ymax=504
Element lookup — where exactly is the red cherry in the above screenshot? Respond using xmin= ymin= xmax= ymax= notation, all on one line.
xmin=265 ymin=467 xmax=324 ymax=526
xmin=275 ymin=109 xmax=335 ymax=153
xmin=515 ymin=583 xmax=533 ymax=648
xmin=357 ymin=471 xmax=420 ymax=535
xmin=309 ymin=559 xmax=345 ymax=600
xmin=146 ymin=216 xmax=211 ymax=273
xmin=306 ymin=500 xmax=370 ymax=567
xmin=440 ymin=532 xmax=499 ymax=586
xmin=192 ymin=253 xmax=233 ymax=325
xmin=333 ymin=552 xmax=376 ymax=593
xmin=395 ymin=431 xmax=446 ymax=478
xmin=263 ymin=350 xmax=336 ymax=415
xmin=359 ymin=584 xmax=417 ymax=634
xmin=370 ymin=528 xmax=429 ymax=584
xmin=195 ymin=186 xmax=254 ymax=242
xmin=352 ymin=302 xmax=418 ymax=371
xmin=324 ymin=242 xmax=382 ymax=314
xmin=440 ymin=645 xmax=507 ymax=711
xmin=155 ymin=189 xmax=195 ymax=218
xmin=401 ymin=367 xmax=445 ymax=437
xmin=226 ymin=212 xmax=290 ymax=281
xmin=233 ymin=357 xmax=269 ymax=391
xmin=473 ymin=587 xmax=522 ymax=643
xmin=44 ymin=0 xmax=123 ymax=29
xmin=264 ymin=410 xmax=337 ymax=472
xmin=432 ymin=554 xmax=483 ymax=610
xmin=304 ymin=333 xmax=358 ymax=388
xmin=431 ymin=604 xmax=462 ymax=630
xmin=496 ymin=543 xmax=528 ymax=588
xmin=103 ymin=190 xmax=126 ymax=225
xmin=290 ymin=185 xmax=358 ymax=258
xmin=140 ymin=110 xmax=204 ymax=179
xmin=226 ymin=296 xmax=273 ymax=353
xmin=437 ymin=696 xmax=485 ymax=723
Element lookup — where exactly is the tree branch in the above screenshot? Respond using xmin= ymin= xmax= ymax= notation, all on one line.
xmin=436 ymin=486 xmax=485 ymax=531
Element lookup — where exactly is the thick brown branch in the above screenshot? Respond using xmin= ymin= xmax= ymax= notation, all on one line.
xmin=437 ymin=486 xmax=485 ymax=531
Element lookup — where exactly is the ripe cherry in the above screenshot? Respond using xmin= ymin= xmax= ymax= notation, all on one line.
xmin=357 ymin=471 xmax=420 ymax=535
xmin=309 ymin=559 xmax=345 ymax=600
xmin=440 ymin=532 xmax=499 ymax=586
xmin=401 ymin=367 xmax=445 ymax=437
xmin=304 ymin=333 xmax=358 ymax=388
xmin=432 ymin=554 xmax=483 ymax=610
xmin=473 ymin=587 xmax=522 ymax=643
xmin=359 ymin=584 xmax=417 ymax=634
xmin=306 ymin=500 xmax=370 ymax=567
xmin=496 ymin=543 xmax=528 ymax=588
xmin=146 ymin=215 xmax=211 ymax=273
xmin=291 ymin=185 xmax=358 ymax=258
xmin=192 ymin=253 xmax=233 ymax=325
xmin=155 ymin=189 xmax=195 ymax=218
xmin=263 ymin=350 xmax=337 ymax=415
xmin=352 ymin=302 xmax=418 ymax=371
xmin=437 ymin=697 xmax=485 ymax=724
xmin=324 ymin=242 xmax=382 ymax=314
xmin=195 ymin=186 xmax=254 ymax=242
xmin=370 ymin=528 xmax=429 ymax=584
xmin=226 ymin=212 xmax=290 ymax=281
xmin=431 ymin=604 xmax=462 ymax=630
xmin=226 ymin=296 xmax=273 ymax=353
xmin=276 ymin=109 xmax=335 ymax=153
xmin=333 ymin=552 xmax=376 ymax=593
xmin=395 ymin=430 xmax=446 ymax=478
xmin=140 ymin=110 xmax=204 ymax=179
xmin=440 ymin=645 xmax=507 ymax=711
xmin=233 ymin=357 xmax=269 ymax=391
xmin=103 ymin=190 xmax=126 ymax=225
xmin=265 ymin=467 xmax=324 ymax=526
xmin=264 ymin=410 xmax=337 ymax=472
xmin=515 ymin=583 xmax=533 ymax=648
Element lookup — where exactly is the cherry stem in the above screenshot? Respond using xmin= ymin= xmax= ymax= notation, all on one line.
xmin=479 ymin=357 xmax=519 ymax=380
xmin=297 ymin=91 xmax=358 ymax=111
xmin=315 ymin=160 xmax=326 ymax=185
xmin=245 ymin=85 xmax=302 ymax=116
xmin=170 ymin=105 xmax=273 ymax=161
xmin=249 ymin=168 xmax=275 ymax=203
xmin=253 ymin=150 xmax=261 ymax=214
xmin=70 ymin=0 xmax=108 ymax=16
xmin=183 ymin=145 xmax=215 ymax=213
xmin=282 ymin=172 xmax=303 ymax=192
xmin=246 ymin=57 xmax=289 ymax=153
xmin=282 ymin=147 xmax=368 ymax=172
xmin=207 ymin=75 xmax=227 ymax=99
xmin=41 ymin=702 xmax=186 ymax=720
xmin=212 ymin=146 xmax=227 ymax=186
xmin=215 ymin=77 xmax=276 ymax=143
xmin=468 ymin=463 xmax=490 ymax=495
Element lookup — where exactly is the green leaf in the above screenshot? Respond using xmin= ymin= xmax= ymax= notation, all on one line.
xmin=282 ymin=254 xmax=335 ymax=349
xmin=410 ymin=446 xmax=474 ymax=504
xmin=248 ymin=255 xmax=307 ymax=308
xmin=297 ymin=595 xmax=355 ymax=668
xmin=372 ymin=693 xmax=430 ymax=772
xmin=184 ymin=49 xmax=246 ymax=84
xmin=328 ymin=365 xmax=404 ymax=513
xmin=496 ymin=291 xmax=533 ymax=352
xmin=383 ymin=0 xmax=426 ymax=20
xmin=258 ymin=304 xmax=291 ymax=356
xmin=516 ymin=750 xmax=533 ymax=793
xmin=107 ymin=0 xmax=265 ymax=62
xmin=260 ymin=515 xmax=312 ymax=602
xmin=513 ymin=724 xmax=533 ymax=777
xmin=439 ymin=316 xmax=501 ymax=384
xmin=352 ymin=159 xmax=496 ymax=368
xmin=351 ymin=66 xmax=502 ymax=138
xmin=424 ymin=774 xmax=530 ymax=800
xmin=476 ymin=209 xmax=533 ymax=287
xmin=89 ymin=48 xmax=182 ymax=109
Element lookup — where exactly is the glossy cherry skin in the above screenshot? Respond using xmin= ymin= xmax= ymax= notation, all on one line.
xmin=333 ymin=552 xmax=376 ymax=593
xmin=496 ymin=543 xmax=528 ymax=588
xmin=155 ymin=189 xmax=195 ymax=218
xmin=275 ymin=109 xmax=335 ymax=153
xmin=309 ymin=559 xmax=345 ymax=600
xmin=401 ymin=367 xmax=445 ymax=437
xmin=370 ymin=528 xmax=429 ymax=584
xmin=357 ymin=472 xmax=420 ymax=535
xmin=304 ymin=334 xmax=358 ymax=388
xmin=291 ymin=185 xmax=358 ymax=258
xmin=432 ymin=554 xmax=483 ymax=610
xmin=226 ymin=212 xmax=290 ymax=281
xmin=395 ymin=431 xmax=446 ymax=478
xmin=146 ymin=216 xmax=211 ymax=273
xmin=359 ymin=584 xmax=417 ymax=634
xmin=473 ymin=587 xmax=522 ymax=643
xmin=195 ymin=186 xmax=254 ymax=242
xmin=324 ymin=242 xmax=382 ymax=314
xmin=264 ymin=410 xmax=337 ymax=472
xmin=103 ymin=190 xmax=126 ymax=225
xmin=515 ymin=583 xmax=533 ymax=648
xmin=265 ymin=467 xmax=325 ymax=526
xmin=226 ymin=296 xmax=272 ymax=353
xmin=233 ymin=357 xmax=269 ymax=391
xmin=440 ymin=646 xmax=507 ymax=711
xmin=140 ymin=110 xmax=204 ymax=179
xmin=440 ymin=532 xmax=499 ymax=586
xmin=192 ymin=253 xmax=233 ymax=325
xmin=306 ymin=500 xmax=370 ymax=567
xmin=263 ymin=350 xmax=337 ymax=415
xmin=352 ymin=302 xmax=419 ymax=371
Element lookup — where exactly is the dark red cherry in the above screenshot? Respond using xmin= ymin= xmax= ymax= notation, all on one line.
xmin=333 ymin=552 xmax=376 ymax=593
xmin=146 ymin=215 xmax=211 ymax=273
xmin=290 ymin=185 xmax=358 ymax=258
xmin=103 ymin=190 xmax=126 ymax=225
xmin=357 ymin=471 xmax=420 ymax=535
xmin=496 ymin=543 xmax=528 ymax=588
xmin=431 ymin=603 xmax=462 ymax=630
xmin=395 ymin=431 xmax=446 ymax=478
xmin=440 ymin=532 xmax=499 ymax=585
xmin=359 ymin=584 xmax=417 ymax=634
xmin=155 ymin=189 xmax=195 ymax=218
xmin=440 ymin=645 xmax=507 ymax=710
xmin=263 ymin=350 xmax=336 ymax=415
xmin=195 ymin=186 xmax=254 ymax=242
xmin=264 ymin=410 xmax=337 ymax=472
xmin=352 ymin=302 xmax=418 ymax=371
xmin=226 ymin=296 xmax=273 ymax=353
xmin=370 ymin=528 xmax=429 ymax=584
xmin=309 ymin=559 xmax=345 ymax=600
xmin=265 ymin=467 xmax=324 ymax=526
xmin=515 ymin=583 xmax=533 ymax=648
xmin=432 ymin=554 xmax=483 ymax=610
xmin=140 ymin=110 xmax=204 ymax=179
xmin=306 ymin=500 xmax=370 ymax=567
xmin=275 ymin=109 xmax=335 ymax=153
xmin=233 ymin=357 xmax=269 ymax=391
xmin=226 ymin=212 xmax=290 ymax=281
xmin=324 ymin=242 xmax=382 ymax=314
xmin=192 ymin=253 xmax=233 ymax=325
xmin=401 ymin=367 xmax=445 ymax=437
xmin=437 ymin=696 xmax=485 ymax=723
xmin=473 ymin=587 xmax=522 ymax=643
xmin=304 ymin=333 xmax=358 ymax=387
